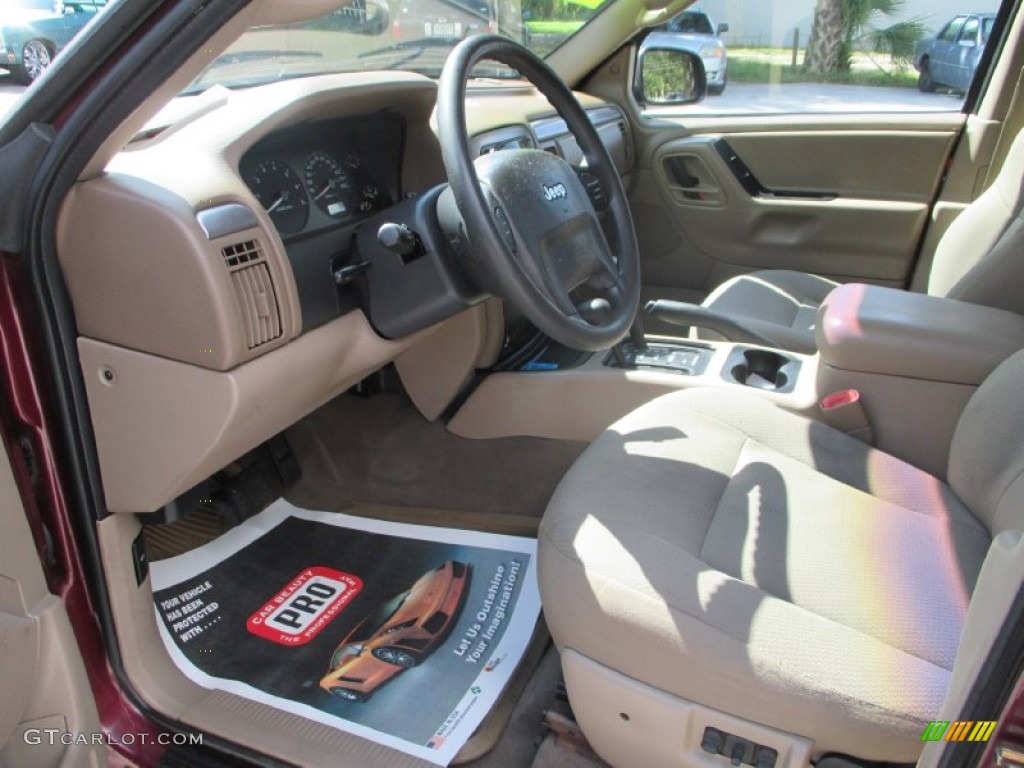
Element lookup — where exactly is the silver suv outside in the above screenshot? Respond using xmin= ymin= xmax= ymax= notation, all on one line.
xmin=642 ymin=9 xmax=729 ymax=95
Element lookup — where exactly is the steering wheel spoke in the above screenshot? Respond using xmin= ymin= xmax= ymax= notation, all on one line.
xmin=437 ymin=35 xmax=641 ymax=352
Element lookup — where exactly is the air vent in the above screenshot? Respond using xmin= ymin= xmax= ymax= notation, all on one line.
xmin=618 ymin=120 xmax=631 ymax=163
xmin=222 ymin=239 xmax=261 ymax=267
xmin=220 ymin=239 xmax=283 ymax=350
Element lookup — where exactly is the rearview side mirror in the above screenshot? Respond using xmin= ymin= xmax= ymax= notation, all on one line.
xmin=717 ymin=22 xmax=729 ymax=34
xmin=635 ymin=48 xmax=707 ymax=107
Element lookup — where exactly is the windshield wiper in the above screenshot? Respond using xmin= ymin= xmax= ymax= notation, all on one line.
xmin=206 ymin=49 xmax=324 ymax=69
xmin=356 ymin=42 xmax=447 ymax=73
xmin=181 ymin=49 xmax=327 ymax=95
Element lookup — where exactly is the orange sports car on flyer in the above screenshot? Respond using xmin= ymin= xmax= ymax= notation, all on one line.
xmin=320 ymin=560 xmax=470 ymax=701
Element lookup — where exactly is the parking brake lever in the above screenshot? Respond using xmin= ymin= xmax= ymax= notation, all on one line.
xmin=645 ymin=300 xmax=781 ymax=348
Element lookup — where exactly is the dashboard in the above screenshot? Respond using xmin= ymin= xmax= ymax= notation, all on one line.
xmin=239 ymin=116 xmax=402 ymax=238
xmin=56 ymin=73 xmax=633 ymax=513
xmin=237 ymin=114 xmax=406 ymax=331
xmin=234 ymin=98 xmax=631 ymax=336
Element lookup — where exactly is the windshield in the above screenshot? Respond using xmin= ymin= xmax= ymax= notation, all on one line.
xmin=351 ymin=590 xmax=410 ymax=642
xmin=185 ymin=0 xmax=612 ymax=92
xmin=665 ymin=12 xmax=712 ymax=35
xmin=330 ymin=643 xmax=365 ymax=667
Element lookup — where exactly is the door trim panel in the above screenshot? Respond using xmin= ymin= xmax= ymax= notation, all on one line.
xmin=636 ymin=124 xmax=961 ymax=293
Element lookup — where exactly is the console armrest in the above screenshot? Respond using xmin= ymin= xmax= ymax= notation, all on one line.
xmin=817 ymin=284 xmax=1024 ymax=384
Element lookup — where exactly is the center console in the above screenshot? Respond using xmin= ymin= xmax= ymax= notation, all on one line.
xmin=607 ymin=340 xmax=802 ymax=394
xmin=448 ymin=334 xmax=819 ymax=443
xmin=445 ymin=283 xmax=1024 ymax=470
xmin=815 ymin=283 xmax=1024 ymax=476
xmin=442 ymin=280 xmax=1024 ymax=469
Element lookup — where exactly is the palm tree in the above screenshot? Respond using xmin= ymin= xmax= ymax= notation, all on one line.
xmin=804 ymin=0 xmax=843 ymax=76
xmin=805 ymin=0 xmax=926 ymax=76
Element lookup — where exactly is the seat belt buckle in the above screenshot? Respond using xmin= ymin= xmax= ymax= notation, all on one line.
xmin=820 ymin=389 xmax=873 ymax=444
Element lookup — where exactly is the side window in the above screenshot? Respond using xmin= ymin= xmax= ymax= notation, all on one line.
xmin=639 ymin=0 xmax=1007 ymax=117
xmin=983 ymin=17 xmax=995 ymax=44
xmin=939 ymin=17 xmax=967 ymax=42
xmin=959 ymin=17 xmax=980 ymax=45
xmin=0 ymin=0 xmax=112 ymax=92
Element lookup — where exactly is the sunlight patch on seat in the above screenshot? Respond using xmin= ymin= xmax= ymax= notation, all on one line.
xmin=697 ymin=569 xmax=732 ymax=612
xmin=576 ymin=516 xmax=674 ymax=625
xmin=741 ymin=484 xmax=763 ymax=584
xmin=865 ymin=451 xmax=975 ymax=620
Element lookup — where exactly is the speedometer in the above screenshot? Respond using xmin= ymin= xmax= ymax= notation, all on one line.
xmin=245 ymin=159 xmax=309 ymax=234
xmin=304 ymin=151 xmax=353 ymax=219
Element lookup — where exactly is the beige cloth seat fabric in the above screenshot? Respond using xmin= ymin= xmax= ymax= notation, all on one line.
xmin=538 ymin=347 xmax=1024 ymax=761
xmin=696 ymin=270 xmax=838 ymax=354
xmin=693 ymin=126 xmax=1024 ymax=353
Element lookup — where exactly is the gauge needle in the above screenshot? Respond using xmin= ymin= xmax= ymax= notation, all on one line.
xmin=314 ymin=183 xmax=332 ymax=201
xmin=266 ymin=195 xmax=285 ymax=213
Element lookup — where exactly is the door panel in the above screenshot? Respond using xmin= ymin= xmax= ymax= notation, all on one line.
xmin=631 ymin=119 xmax=962 ymax=297
xmin=0 ymin=443 xmax=103 ymax=768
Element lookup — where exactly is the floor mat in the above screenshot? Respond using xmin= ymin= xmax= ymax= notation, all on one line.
xmin=149 ymin=499 xmax=541 ymax=767
xmin=285 ymin=392 xmax=585 ymax=520
xmin=144 ymin=507 xmax=231 ymax=561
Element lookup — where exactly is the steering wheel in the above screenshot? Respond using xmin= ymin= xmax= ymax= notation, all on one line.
xmin=437 ymin=35 xmax=641 ymax=352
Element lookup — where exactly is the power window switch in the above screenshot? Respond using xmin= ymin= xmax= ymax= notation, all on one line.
xmin=701 ymin=727 xmax=724 ymax=755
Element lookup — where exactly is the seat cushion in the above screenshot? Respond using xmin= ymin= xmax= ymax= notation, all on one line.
xmin=696 ymin=270 xmax=839 ymax=353
xmin=539 ymin=388 xmax=990 ymax=762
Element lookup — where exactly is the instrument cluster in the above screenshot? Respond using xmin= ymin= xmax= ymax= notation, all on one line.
xmin=240 ymin=115 xmax=402 ymax=237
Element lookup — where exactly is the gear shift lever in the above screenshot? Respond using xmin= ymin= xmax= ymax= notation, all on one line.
xmin=629 ymin=312 xmax=647 ymax=351
xmin=611 ymin=311 xmax=646 ymax=368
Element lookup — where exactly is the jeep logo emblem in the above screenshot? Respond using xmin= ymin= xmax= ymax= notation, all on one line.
xmin=542 ymin=183 xmax=567 ymax=202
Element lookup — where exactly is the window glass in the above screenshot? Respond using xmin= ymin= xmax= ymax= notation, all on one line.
xmin=643 ymin=1 xmax=1003 ymax=117
xmin=959 ymin=17 xmax=980 ymax=44
xmin=982 ymin=16 xmax=995 ymax=44
xmin=666 ymin=11 xmax=713 ymax=36
xmin=185 ymin=0 xmax=615 ymax=92
xmin=350 ymin=591 xmax=409 ymax=642
xmin=939 ymin=17 xmax=966 ymax=42
xmin=0 ymin=0 xmax=111 ymax=116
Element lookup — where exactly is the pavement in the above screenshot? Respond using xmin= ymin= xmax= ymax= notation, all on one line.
xmin=701 ymin=81 xmax=963 ymax=114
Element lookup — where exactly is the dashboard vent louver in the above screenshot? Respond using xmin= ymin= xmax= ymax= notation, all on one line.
xmin=222 ymin=239 xmax=262 ymax=268
xmin=220 ymin=240 xmax=282 ymax=350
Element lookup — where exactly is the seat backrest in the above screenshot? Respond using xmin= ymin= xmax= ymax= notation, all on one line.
xmin=949 ymin=347 xmax=1024 ymax=536
xmin=928 ymin=126 xmax=1024 ymax=314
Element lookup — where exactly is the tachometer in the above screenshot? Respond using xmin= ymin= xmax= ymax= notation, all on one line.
xmin=245 ymin=159 xmax=309 ymax=234
xmin=304 ymin=151 xmax=353 ymax=219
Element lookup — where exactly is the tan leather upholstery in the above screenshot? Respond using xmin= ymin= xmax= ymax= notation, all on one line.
xmin=696 ymin=127 xmax=1024 ymax=353
xmin=539 ymin=350 xmax=1024 ymax=763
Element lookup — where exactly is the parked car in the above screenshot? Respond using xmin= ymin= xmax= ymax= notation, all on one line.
xmin=391 ymin=0 xmax=528 ymax=46
xmin=319 ymin=560 xmax=469 ymax=701
xmin=642 ymin=9 xmax=728 ymax=95
xmin=0 ymin=0 xmax=105 ymax=83
xmin=914 ymin=12 xmax=996 ymax=93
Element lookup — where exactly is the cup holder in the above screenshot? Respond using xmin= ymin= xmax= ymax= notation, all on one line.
xmin=730 ymin=349 xmax=792 ymax=391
